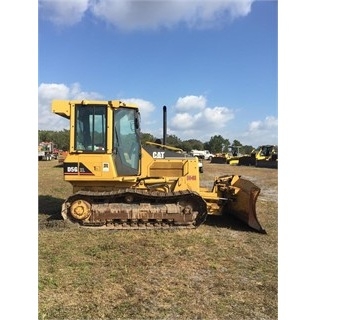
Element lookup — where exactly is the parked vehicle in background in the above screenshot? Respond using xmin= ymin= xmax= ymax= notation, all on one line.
xmin=190 ymin=149 xmax=214 ymax=161
xmin=38 ymin=142 xmax=58 ymax=161
xmin=238 ymin=145 xmax=278 ymax=168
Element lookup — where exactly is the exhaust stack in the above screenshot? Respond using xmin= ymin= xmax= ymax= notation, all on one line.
xmin=163 ymin=105 xmax=167 ymax=146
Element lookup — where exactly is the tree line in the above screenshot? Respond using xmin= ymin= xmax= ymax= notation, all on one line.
xmin=38 ymin=130 xmax=255 ymax=155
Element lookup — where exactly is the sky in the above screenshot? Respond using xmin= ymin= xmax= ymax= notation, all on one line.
xmin=38 ymin=0 xmax=278 ymax=147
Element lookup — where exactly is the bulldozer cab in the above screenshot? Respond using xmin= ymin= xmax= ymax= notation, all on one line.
xmin=259 ymin=145 xmax=272 ymax=157
xmin=52 ymin=100 xmax=142 ymax=176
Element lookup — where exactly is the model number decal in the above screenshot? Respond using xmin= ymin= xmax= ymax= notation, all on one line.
xmin=64 ymin=162 xmax=94 ymax=175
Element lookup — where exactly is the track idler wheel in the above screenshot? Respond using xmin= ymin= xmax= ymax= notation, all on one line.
xmin=70 ymin=199 xmax=91 ymax=220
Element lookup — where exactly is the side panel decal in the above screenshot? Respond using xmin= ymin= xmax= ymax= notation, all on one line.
xmin=63 ymin=162 xmax=94 ymax=175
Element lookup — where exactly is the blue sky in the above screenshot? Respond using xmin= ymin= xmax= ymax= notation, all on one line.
xmin=38 ymin=0 xmax=278 ymax=147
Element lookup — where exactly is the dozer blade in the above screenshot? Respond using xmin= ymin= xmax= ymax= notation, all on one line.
xmin=211 ymin=156 xmax=228 ymax=164
xmin=223 ymin=176 xmax=266 ymax=233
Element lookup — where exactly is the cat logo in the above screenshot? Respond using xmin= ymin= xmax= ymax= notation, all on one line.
xmin=153 ymin=151 xmax=165 ymax=159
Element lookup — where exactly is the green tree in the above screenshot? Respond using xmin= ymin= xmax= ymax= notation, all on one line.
xmin=165 ymin=134 xmax=182 ymax=149
xmin=38 ymin=130 xmax=53 ymax=143
xmin=182 ymin=139 xmax=203 ymax=152
xmin=232 ymin=139 xmax=242 ymax=147
xmin=206 ymin=135 xmax=230 ymax=154
xmin=38 ymin=130 xmax=70 ymax=150
xmin=140 ymin=132 xmax=156 ymax=145
xmin=39 ymin=129 xmax=258 ymax=156
xmin=241 ymin=145 xmax=255 ymax=155
xmin=53 ymin=129 xmax=70 ymax=150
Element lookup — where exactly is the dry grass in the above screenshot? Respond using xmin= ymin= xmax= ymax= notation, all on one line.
xmin=38 ymin=160 xmax=277 ymax=320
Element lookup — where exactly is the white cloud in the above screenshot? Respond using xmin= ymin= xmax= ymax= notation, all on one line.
xmin=248 ymin=116 xmax=278 ymax=132
xmin=38 ymin=83 xmax=157 ymax=132
xmin=171 ymin=112 xmax=200 ymax=130
xmin=38 ymin=83 xmax=69 ymax=100
xmin=123 ymin=98 xmax=156 ymax=127
xmin=202 ymin=106 xmax=234 ymax=125
xmin=39 ymin=0 xmax=254 ymax=30
xmin=169 ymin=94 xmax=235 ymax=139
xmin=38 ymin=82 xmax=103 ymax=130
xmin=240 ymin=116 xmax=278 ymax=146
xmin=39 ymin=0 xmax=90 ymax=27
xmin=175 ymin=95 xmax=207 ymax=111
xmin=38 ymin=83 xmax=70 ymax=130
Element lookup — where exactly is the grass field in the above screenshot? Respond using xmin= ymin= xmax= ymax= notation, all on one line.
xmin=38 ymin=160 xmax=278 ymax=319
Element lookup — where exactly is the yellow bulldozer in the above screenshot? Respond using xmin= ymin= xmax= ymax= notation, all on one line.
xmin=238 ymin=145 xmax=278 ymax=169
xmin=210 ymin=146 xmax=243 ymax=165
xmin=51 ymin=100 xmax=265 ymax=233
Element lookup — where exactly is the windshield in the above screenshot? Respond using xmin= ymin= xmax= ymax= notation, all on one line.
xmin=75 ymin=105 xmax=107 ymax=152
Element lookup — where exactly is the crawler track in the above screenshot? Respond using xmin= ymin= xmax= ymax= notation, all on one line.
xmin=61 ymin=188 xmax=208 ymax=230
